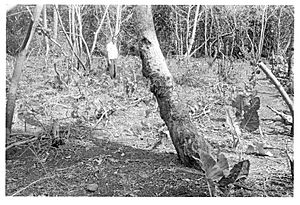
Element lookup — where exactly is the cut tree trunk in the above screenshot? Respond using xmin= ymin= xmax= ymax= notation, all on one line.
xmin=135 ymin=5 xmax=212 ymax=170
xmin=6 ymin=5 xmax=43 ymax=138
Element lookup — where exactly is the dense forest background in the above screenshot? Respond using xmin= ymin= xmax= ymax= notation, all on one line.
xmin=6 ymin=5 xmax=294 ymax=62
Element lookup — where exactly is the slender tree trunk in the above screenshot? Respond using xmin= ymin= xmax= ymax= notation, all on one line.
xmin=174 ymin=12 xmax=178 ymax=53
xmin=209 ymin=6 xmax=214 ymax=57
xmin=135 ymin=5 xmax=211 ymax=170
xmin=53 ymin=5 xmax=58 ymax=40
xmin=71 ymin=5 xmax=76 ymax=50
xmin=185 ymin=5 xmax=191 ymax=54
xmin=6 ymin=5 xmax=43 ymax=138
xmin=43 ymin=5 xmax=49 ymax=57
xmin=186 ymin=5 xmax=201 ymax=58
xmin=90 ymin=5 xmax=109 ymax=55
xmin=114 ymin=5 xmax=122 ymax=37
xmin=231 ymin=8 xmax=237 ymax=57
xmin=276 ymin=6 xmax=282 ymax=54
xmin=179 ymin=16 xmax=183 ymax=56
xmin=55 ymin=5 xmax=86 ymax=70
xmin=106 ymin=9 xmax=113 ymax=37
xmin=204 ymin=7 xmax=208 ymax=56
xmin=68 ymin=6 xmax=72 ymax=40
xmin=75 ymin=5 xmax=92 ymax=70
xmin=75 ymin=6 xmax=83 ymax=57
xmin=257 ymin=6 xmax=267 ymax=61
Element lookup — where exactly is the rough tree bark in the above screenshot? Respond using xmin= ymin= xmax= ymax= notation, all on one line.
xmin=135 ymin=5 xmax=211 ymax=170
xmin=6 ymin=5 xmax=43 ymax=138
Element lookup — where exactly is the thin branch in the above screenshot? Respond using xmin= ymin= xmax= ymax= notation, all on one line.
xmin=90 ymin=5 xmax=109 ymax=55
xmin=266 ymin=105 xmax=293 ymax=125
xmin=11 ymin=175 xmax=54 ymax=196
xmin=47 ymin=36 xmax=68 ymax=57
xmin=75 ymin=5 xmax=92 ymax=68
xmin=54 ymin=5 xmax=86 ymax=70
xmin=6 ymin=136 xmax=38 ymax=150
xmin=257 ymin=62 xmax=293 ymax=117
xmin=189 ymin=37 xmax=211 ymax=57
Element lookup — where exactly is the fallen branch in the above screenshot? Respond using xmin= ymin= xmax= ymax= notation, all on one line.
xmin=257 ymin=62 xmax=293 ymax=117
xmin=267 ymin=105 xmax=293 ymax=125
xmin=9 ymin=132 xmax=37 ymax=137
xmin=6 ymin=136 xmax=39 ymax=151
xmin=11 ymin=175 xmax=54 ymax=196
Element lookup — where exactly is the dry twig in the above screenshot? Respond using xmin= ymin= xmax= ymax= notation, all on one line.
xmin=11 ymin=175 xmax=54 ymax=196
xmin=6 ymin=136 xmax=39 ymax=150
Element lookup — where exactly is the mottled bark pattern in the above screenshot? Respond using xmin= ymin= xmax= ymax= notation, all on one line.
xmin=135 ymin=5 xmax=211 ymax=170
xmin=6 ymin=5 xmax=43 ymax=137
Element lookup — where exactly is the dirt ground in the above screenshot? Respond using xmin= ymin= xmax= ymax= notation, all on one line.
xmin=5 ymin=55 xmax=293 ymax=196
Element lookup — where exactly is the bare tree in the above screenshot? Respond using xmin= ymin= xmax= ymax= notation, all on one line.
xmin=74 ymin=5 xmax=92 ymax=69
xmin=185 ymin=5 xmax=191 ymax=55
xmin=186 ymin=5 xmax=201 ymax=58
xmin=90 ymin=5 xmax=109 ymax=55
xmin=43 ymin=5 xmax=49 ymax=57
xmin=54 ymin=5 xmax=86 ymax=70
xmin=114 ymin=5 xmax=122 ymax=37
xmin=53 ymin=4 xmax=58 ymax=40
xmin=6 ymin=5 xmax=43 ymax=138
xmin=204 ymin=6 xmax=208 ymax=56
xmin=256 ymin=6 xmax=267 ymax=61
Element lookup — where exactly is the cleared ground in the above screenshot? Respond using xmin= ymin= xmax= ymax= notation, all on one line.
xmin=5 ymin=55 xmax=293 ymax=196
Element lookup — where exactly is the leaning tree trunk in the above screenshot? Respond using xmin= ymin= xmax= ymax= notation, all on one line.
xmin=135 ymin=5 xmax=211 ymax=170
xmin=186 ymin=5 xmax=201 ymax=58
xmin=6 ymin=5 xmax=43 ymax=138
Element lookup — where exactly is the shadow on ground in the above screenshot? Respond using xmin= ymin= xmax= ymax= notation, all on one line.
xmin=6 ymin=137 xmax=209 ymax=196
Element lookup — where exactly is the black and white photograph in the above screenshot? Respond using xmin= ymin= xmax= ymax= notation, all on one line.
xmin=4 ymin=1 xmax=295 ymax=198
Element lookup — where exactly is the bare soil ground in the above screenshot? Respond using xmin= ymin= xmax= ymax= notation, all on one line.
xmin=5 ymin=55 xmax=293 ymax=196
